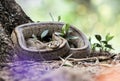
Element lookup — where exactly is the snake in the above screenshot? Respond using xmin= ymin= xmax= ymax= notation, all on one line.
xmin=11 ymin=22 xmax=90 ymax=61
xmin=26 ymin=34 xmax=62 ymax=50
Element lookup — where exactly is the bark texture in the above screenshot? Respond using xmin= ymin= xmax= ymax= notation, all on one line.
xmin=0 ymin=0 xmax=32 ymax=34
xmin=0 ymin=0 xmax=32 ymax=63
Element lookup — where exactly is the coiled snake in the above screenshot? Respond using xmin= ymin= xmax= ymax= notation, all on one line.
xmin=11 ymin=22 xmax=90 ymax=61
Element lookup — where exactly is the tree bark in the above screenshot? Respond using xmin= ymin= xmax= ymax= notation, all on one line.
xmin=0 ymin=0 xmax=33 ymax=63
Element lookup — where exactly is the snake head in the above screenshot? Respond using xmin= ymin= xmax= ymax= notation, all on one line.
xmin=47 ymin=41 xmax=60 ymax=49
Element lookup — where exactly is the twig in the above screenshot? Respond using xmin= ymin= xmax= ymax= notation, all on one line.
xmin=67 ymin=55 xmax=116 ymax=63
xmin=60 ymin=53 xmax=73 ymax=67
xmin=49 ymin=12 xmax=54 ymax=21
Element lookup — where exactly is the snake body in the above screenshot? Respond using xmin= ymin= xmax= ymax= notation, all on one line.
xmin=11 ymin=22 xmax=90 ymax=61
xmin=26 ymin=34 xmax=63 ymax=50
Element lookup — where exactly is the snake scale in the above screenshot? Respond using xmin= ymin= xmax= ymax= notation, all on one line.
xmin=11 ymin=22 xmax=90 ymax=61
xmin=26 ymin=34 xmax=63 ymax=50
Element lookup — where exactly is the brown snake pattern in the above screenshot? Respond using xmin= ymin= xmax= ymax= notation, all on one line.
xmin=26 ymin=34 xmax=62 ymax=50
xmin=11 ymin=22 xmax=90 ymax=61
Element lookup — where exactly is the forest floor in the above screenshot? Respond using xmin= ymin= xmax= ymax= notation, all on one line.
xmin=0 ymin=52 xmax=120 ymax=81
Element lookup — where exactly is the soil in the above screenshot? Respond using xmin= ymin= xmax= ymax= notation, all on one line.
xmin=0 ymin=51 xmax=119 ymax=81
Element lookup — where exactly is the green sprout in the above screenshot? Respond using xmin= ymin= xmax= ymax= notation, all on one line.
xmin=89 ymin=33 xmax=114 ymax=52
xmin=58 ymin=16 xmax=61 ymax=22
xmin=41 ymin=30 xmax=49 ymax=39
xmin=31 ymin=30 xmax=49 ymax=42
xmin=61 ymin=24 xmax=70 ymax=37
xmin=49 ymin=12 xmax=54 ymax=21
xmin=55 ymin=23 xmax=78 ymax=40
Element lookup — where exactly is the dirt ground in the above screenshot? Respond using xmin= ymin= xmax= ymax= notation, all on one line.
xmin=0 ymin=53 xmax=120 ymax=81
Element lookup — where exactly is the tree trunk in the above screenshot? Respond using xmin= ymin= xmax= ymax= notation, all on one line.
xmin=0 ymin=0 xmax=33 ymax=63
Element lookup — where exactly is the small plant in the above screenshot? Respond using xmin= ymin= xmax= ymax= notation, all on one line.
xmin=31 ymin=30 xmax=50 ymax=42
xmin=55 ymin=23 xmax=79 ymax=48
xmin=58 ymin=16 xmax=61 ymax=22
xmin=49 ymin=12 xmax=54 ymax=21
xmin=48 ymin=14 xmax=78 ymax=40
xmin=49 ymin=15 xmax=78 ymax=40
xmin=40 ymin=29 xmax=52 ymax=42
xmin=41 ymin=30 xmax=49 ymax=39
xmin=89 ymin=33 xmax=114 ymax=52
xmin=49 ymin=13 xmax=61 ymax=22
xmin=61 ymin=23 xmax=70 ymax=37
xmin=55 ymin=23 xmax=78 ymax=40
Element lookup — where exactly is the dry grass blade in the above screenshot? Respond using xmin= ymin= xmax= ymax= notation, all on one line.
xmin=60 ymin=53 xmax=73 ymax=67
xmin=67 ymin=55 xmax=115 ymax=63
